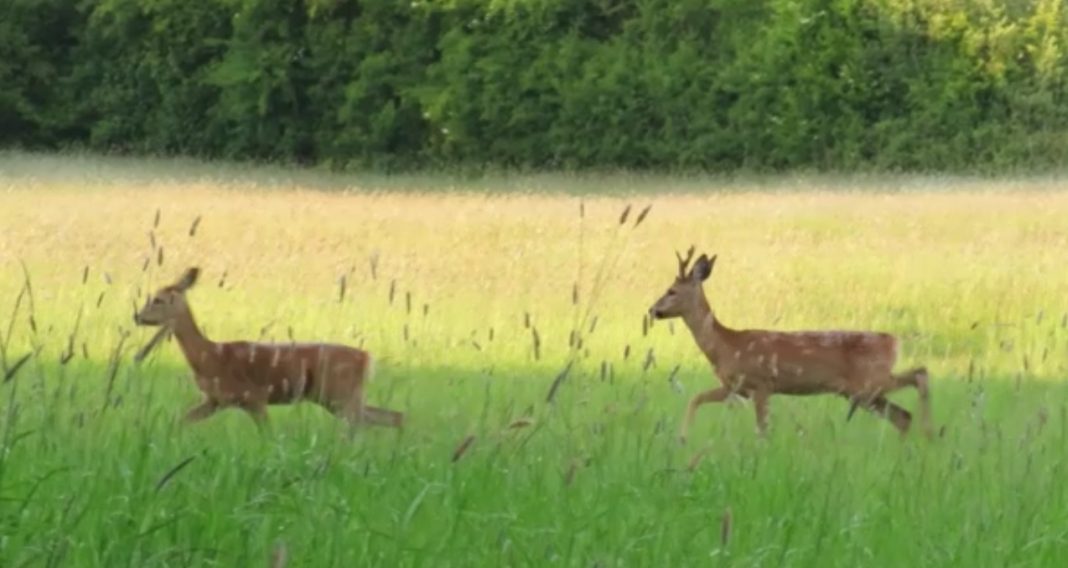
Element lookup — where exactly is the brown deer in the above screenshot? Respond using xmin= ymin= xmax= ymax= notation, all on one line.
xmin=134 ymin=267 xmax=403 ymax=433
xmin=648 ymin=247 xmax=930 ymax=443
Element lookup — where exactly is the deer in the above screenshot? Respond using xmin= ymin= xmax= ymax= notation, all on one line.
xmin=133 ymin=267 xmax=404 ymax=433
xmin=648 ymin=247 xmax=931 ymax=443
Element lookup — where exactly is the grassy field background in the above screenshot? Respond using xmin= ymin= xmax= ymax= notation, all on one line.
xmin=1 ymin=152 xmax=1067 ymax=566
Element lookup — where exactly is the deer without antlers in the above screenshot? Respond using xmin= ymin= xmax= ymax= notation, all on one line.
xmin=134 ymin=267 xmax=403 ymax=433
xmin=648 ymin=247 xmax=931 ymax=442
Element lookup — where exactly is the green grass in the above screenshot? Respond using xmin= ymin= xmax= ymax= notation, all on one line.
xmin=1 ymin=152 xmax=1067 ymax=566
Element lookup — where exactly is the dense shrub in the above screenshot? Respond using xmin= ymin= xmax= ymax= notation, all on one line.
xmin=2 ymin=0 xmax=1066 ymax=172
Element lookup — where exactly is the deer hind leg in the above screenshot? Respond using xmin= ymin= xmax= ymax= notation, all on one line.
xmin=182 ymin=398 xmax=220 ymax=425
xmin=893 ymin=367 xmax=932 ymax=439
xmin=324 ymin=383 xmax=368 ymax=438
xmin=679 ymin=386 xmax=731 ymax=445
xmin=363 ymin=405 xmax=404 ymax=429
xmin=848 ymin=394 xmax=911 ymax=435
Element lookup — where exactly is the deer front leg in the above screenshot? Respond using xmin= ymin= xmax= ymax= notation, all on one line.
xmin=182 ymin=399 xmax=219 ymax=424
xmin=752 ymin=390 xmax=770 ymax=438
xmin=364 ymin=405 xmax=405 ymax=430
xmin=239 ymin=401 xmax=270 ymax=433
xmin=679 ymin=386 xmax=731 ymax=445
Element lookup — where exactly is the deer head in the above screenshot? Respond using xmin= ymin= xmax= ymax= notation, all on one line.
xmin=134 ymin=267 xmax=200 ymax=326
xmin=648 ymin=247 xmax=716 ymax=320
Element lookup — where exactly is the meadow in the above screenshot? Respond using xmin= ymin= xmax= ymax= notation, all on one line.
xmin=1 ymin=152 xmax=1067 ymax=567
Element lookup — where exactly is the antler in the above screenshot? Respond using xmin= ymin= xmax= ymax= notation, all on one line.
xmin=675 ymin=245 xmax=696 ymax=278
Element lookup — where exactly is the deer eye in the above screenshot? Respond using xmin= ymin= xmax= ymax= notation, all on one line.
xmin=666 ymin=289 xmax=676 ymax=296
xmin=151 ymin=298 xmax=164 ymax=305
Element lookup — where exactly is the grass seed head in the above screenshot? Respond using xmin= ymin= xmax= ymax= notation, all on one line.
xmin=507 ymin=418 xmax=534 ymax=429
xmin=634 ymin=204 xmax=652 ymax=227
xmin=368 ymin=251 xmax=379 ymax=280
xmin=687 ymin=447 xmax=710 ymax=472
xmin=451 ymin=435 xmax=476 ymax=463
xmin=720 ymin=507 xmax=733 ymax=547
xmin=564 ymin=459 xmax=580 ymax=486
xmin=271 ymin=541 xmax=288 ymax=568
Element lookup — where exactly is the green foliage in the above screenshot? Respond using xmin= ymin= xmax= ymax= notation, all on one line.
xmin=71 ymin=0 xmax=232 ymax=155
xmin=2 ymin=0 xmax=1067 ymax=171
xmin=0 ymin=0 xmax=82 ymax=146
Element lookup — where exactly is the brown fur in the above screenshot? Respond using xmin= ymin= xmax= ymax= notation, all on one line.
xmin=649 ymin=247 xmax=930 ymax=442
xmin=135 ymin=267 xmax=403 ymax=432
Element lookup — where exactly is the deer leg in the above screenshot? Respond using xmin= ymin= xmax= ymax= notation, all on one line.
xmin=239 ymin=402 xmax=270 ymax=433
xmin=329 ymin=388 xmax=368 ymax=439
xmin=182 ymin=399 xmax=219 ymax=424
xmin=363 ymin=405 xmax=405 ymax=430
xmin=861 ymin=396 xmax=912 ymax=435
xmin=752 ymin=390 xmax=771 ymax=438
xmin=679 ymin=386 xmax=731 ymax=444
xmin=893 ymin=367 xmax=932 ymax=439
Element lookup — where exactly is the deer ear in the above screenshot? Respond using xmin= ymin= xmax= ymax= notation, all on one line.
xmin=692 ymin=254 xmax=716 ymax=282
xmin=175 ymin=267 xmax=200 ymax=291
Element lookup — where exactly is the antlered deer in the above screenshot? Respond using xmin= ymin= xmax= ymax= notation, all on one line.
xmin=648 ymin=247 xmax=930 ymax=442
xmin=134 ymin=267 xmax=403 ymax=432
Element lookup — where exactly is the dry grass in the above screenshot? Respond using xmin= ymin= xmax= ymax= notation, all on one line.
xmin=2 ymin=166 xmax=1066 ymax=380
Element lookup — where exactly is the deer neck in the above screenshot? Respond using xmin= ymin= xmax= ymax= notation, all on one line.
xmin=681 ymin=296 xmax=730 ymax=367
xmin=170 ymin=305 xmax=217 ymax=375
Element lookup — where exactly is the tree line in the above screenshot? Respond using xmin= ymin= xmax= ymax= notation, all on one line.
xmin=2 ymin=0 xmax=1066 ymax=173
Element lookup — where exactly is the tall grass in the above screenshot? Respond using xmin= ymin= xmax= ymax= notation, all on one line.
xmin=0 ymin=153 xmax=1066 ymax=566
